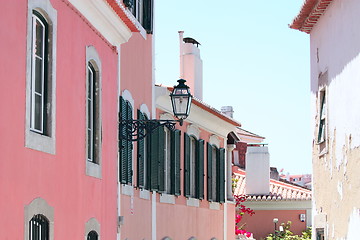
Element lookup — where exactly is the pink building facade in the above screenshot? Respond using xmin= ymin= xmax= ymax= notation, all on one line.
xmin=0 ymin=0 xmax=138 ymax=239
xmin=1 ymin=0 xmax=240 ymax=239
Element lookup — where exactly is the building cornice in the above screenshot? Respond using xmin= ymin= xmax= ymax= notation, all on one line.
xmin=68 ymin=0 xmax=140 ymax=45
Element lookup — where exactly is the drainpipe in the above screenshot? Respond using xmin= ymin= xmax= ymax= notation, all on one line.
xmin=152 ymin=2 xmax=157 ymax=240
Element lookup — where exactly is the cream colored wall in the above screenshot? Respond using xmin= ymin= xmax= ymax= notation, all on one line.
xmin=310 ymin=0 xmax=360 ymax=239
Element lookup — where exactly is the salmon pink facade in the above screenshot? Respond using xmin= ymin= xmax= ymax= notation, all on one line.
xmin=0 ymin=0 xmax=137 ymax=239
xmin=1 ymin=0 xmax=240 ymax=239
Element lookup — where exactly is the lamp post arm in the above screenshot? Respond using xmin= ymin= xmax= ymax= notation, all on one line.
xmin=119 ymin=119 xmax=182 ymax=142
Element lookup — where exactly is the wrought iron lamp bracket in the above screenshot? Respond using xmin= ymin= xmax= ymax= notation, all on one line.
xmin=120 ymin=119 xmax=183 ymax=142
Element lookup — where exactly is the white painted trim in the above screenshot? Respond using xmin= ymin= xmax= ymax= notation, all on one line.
xmin=85 ymin=218 xmax=101 ymax=240
xmin=186 ymin=198 xmax=200 ymax=207
xmin=24 ymin=198 xmax=54 ymax=240
xmin=244 ymin=200 xmax=312 ymax=210
xmin=140 ymin=189 xmax=150 ymax=200
xmin=209 ymin=135 xmax=220 ymax=148
xmin=187 ymin=124 xmax=201 ymax=139
xmin=121 ymin=184 xmax=134 ymax=196
xmin=160 ymin=193 xmax=175 ymax=204
xmin=140 ymin=104 xmax=151 ymax=119
xmin=68 ymin=0 xmax=133 ymax=45
xmin=209 ymin=202 xmax=220 ymax=210
xmin=152 ymin=191 xmax=156 ymax=240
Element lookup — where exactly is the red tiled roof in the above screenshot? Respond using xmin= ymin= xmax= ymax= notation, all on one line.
xmin=289 ymin=0 xmax=334 ymax=34
xmin=233 ymin=167 xmax=312 ymax=201
xmin=105 ymin=0 xmax=140 ymax=32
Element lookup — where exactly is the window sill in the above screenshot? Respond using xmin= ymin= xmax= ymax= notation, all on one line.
xmin=25 ymin=130 xmax=56 ymax=155
xmin=139 ymin=189 xmax=150 ymax=200
xmin=209 ymin=202 xmax=220 ymax=210
xmin=86 ymin=161 xmax=102 ymax=179
xmin=186 ymin=198 xmax=199 ymax=207
xmin=160 ymin=193 xmax=175 ymax=204
xmin=121 ymin=184 xmax=134 ymax=196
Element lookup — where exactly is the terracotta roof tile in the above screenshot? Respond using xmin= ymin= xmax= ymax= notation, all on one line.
xmin=105 ymin=0 xmax=140 ymax=32
xmin=289 ymin=0 xmax=334 ymax=34
xmin=233 ymin=167 xmax=311 ymax=201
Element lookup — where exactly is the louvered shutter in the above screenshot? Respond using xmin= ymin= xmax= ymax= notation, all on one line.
xmin=218 ymin=148 xmax=226 ymax=203
xmin=119 ymin=96 xmax=127 ymax=183
xmin=158 ymin=127 xmax=165 ymax=193
xmin=196 ymin=139 xmax=204 ymax=199
xmin=207 ymin=143 xmax=213 ymax=201
xmin=150 ymin=126 xmax=159 ymax=190
xmin=171 ymin=130 xmax=181 ymax=195
xmin=137 ymin=110 xmax=145 ymax=188
xmin=126 ymin=102 xmax=133 ymax=184
xmin=184 ymin=133 xmax=191 ymax=197
xmin=143 ymin=0 xmax=153 ymax=34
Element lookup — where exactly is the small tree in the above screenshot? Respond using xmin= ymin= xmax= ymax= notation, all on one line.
xmin=265 ymin=221 xmax=312 ymax=240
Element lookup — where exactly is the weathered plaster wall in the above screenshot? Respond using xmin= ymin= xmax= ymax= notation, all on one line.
xmin=310 ymin=0 xmax=360 ymax=239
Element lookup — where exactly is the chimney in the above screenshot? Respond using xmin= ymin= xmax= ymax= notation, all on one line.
xmin=179 ymin=31 xmax=203 ymax=100
xmin=245 ymin=145 xmax=270 ymax=195
xmin=270 ymin=167 xmax=279 ymax=180
xmin=221 ymin=106 xmax=234 ymax=118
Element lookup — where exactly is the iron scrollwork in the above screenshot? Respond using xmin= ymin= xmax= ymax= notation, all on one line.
xmin=120 ymin=119 xmax=181 ymax=141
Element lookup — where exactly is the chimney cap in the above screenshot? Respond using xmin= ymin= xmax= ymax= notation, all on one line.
xmin=183 ymin=37 xmax=201 ymax=47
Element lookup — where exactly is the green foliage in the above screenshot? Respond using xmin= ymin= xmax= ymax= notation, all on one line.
xmin=265 ymin=221 xmax=312 ymax=240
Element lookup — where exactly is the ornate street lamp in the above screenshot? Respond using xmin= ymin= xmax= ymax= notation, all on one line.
xmin=120 ymin=79 xmax=192 ymax=141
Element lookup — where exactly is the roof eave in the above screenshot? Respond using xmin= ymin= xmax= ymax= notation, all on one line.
xmin=289 ymin=0 xmax=334 ymax=34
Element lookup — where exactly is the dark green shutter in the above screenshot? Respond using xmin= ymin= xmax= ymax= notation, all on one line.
xmin=150 ymin=126 xmax=159 ymax=191
xmin=126 ymin=102 xmax=133 ymax=184
xmin=158 ymin=127 xmax=165 ymax=193
xmin=196 ymin=139 xmax=204 ymax=199
xmin=171 ymin=130 xmax=181 ymax=195
xmin=218 ymin=148 xmax=226 ymax=203
xmin=119 ymin=97 xmax=127 ymax=184
xmin=137 ymin=110 xmax=145 ymax=188
xmin=184 ymin=133 xmax=191 ymax=197
xmin=143 ymin=0 xmax=153 ymax=34
xmin=207 ymin=143 xmax=213 ymax=201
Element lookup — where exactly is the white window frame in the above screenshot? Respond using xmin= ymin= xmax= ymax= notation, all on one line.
xmin=164 ymin=127 xmax=172 ymax=194
xmin=85 ymin=46 xmax=102 ymax=178
xmin=25 ymin=0 xmax=57 ymax=154
xmin=30 ymin=13 xmax=46 ymax=134
xmin=189 ymin=136 xmax=197 ymax=197
xmin=87 ymin=63 xmax=95 ymax=163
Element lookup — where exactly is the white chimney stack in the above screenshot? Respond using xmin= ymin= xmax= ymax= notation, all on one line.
xmin=245 ymin=146 xmax=270 ymax=195
xmin=178 ymin=31 xmax=203 ymax=100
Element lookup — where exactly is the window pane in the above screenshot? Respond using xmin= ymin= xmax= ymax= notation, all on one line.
xmin=88 ymin=129 xmax=93 ymax=160
xmin=34 ymin=57 xmax=43 ymax=93
xmin=34 ymin=94 xmax=42 ymax=131
xmin=35 ymin=19 xmax=44 ymax=57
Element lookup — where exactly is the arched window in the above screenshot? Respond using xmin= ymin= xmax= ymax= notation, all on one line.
xmin=85 ymin=46 xmax=102 ymax=178
xmin=26 ymin=0 xmax=57 ymax=155
xmin=30 ymin=11 xmax=48 ymax=134
xmin=29 ymin=214 xmax=49 ymax=240
xmin=87 ymin=230 xmax=99 ymax=240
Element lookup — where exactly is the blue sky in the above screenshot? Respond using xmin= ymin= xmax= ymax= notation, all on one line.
xmin=154 ymin=0 xmax=311 ymax=174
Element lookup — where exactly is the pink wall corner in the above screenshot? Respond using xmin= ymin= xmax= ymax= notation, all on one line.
xmin=242 ymin=209 xmax=307 ymax=240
